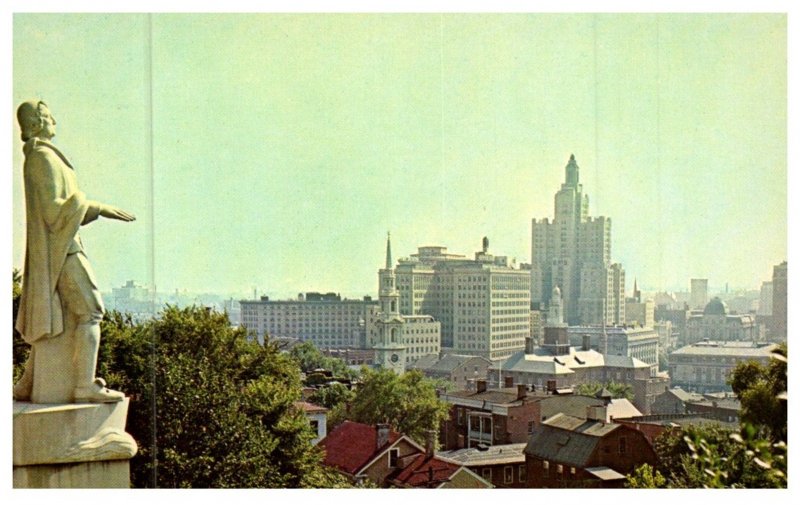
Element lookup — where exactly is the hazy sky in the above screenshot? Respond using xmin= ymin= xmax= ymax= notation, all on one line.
xmin=12 ymin=13 xmax=787 ymax=298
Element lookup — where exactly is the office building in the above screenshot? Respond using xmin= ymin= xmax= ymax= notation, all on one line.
xmin=690 ymin=279 xmax=708 ymax=310
xmin=394 ymin=239 xmax=530 ymax=361
xmin=240 ymin=292 xmax=378 ymax=347
xmin=530 ymin=155 xmax=625 ymax=326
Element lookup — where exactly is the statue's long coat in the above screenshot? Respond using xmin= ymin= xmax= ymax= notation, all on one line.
xmin=15 ymin=138 xmax=98 ymax=343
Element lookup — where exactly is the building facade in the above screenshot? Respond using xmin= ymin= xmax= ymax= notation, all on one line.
xmin=771 ymin=261 xmax=787 ymax=341
xmin=690 ymin=279 xmax=709 ymax=310
xmin=668 ymin=341 xmax=778 ymax=393
xmin=394 ymin=240 xmax=530 ymax=361
xmin=492 ymin=289 xmax=668 ymax=414
xmin=240 ymin=293 xmax=378 ymax=347
xmin=684 ymin=297 xmax=758 ymax=344
xmin=567 ymin=325 xmax=660 ymax=377
xmin=523 ymin=412 xmax=657 ymax=488
xmin=408 ymin=354 xmax=492 ymax=390
xmin=530 ymin=155 xmax=625 ymax=326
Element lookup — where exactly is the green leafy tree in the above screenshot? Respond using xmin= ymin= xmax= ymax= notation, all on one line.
xmin=729 ymin=344 xmax=787 ymax=442
xmin=97 ymin=306 xmax=350 ymax=488
xmin=645 ymin=423 xmax=786 ymax=488
xmin=625 ymin=463 xmax=666 ymax=488
xmin=309 ymin=382 xmax=355 ymax=431
xmin=347 ymin=368 xmax=449 ymax=443
xmin=288 ymin=341 xmax=356 ymax=380
xmin=573 ymin=381 xmax=634 ymax=401
xmin=12 ymin=269 xmax=28 ymax=382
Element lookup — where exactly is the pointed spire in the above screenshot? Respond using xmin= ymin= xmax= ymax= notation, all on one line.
xmin=565 ymin=154 xmax=579 ymax=187
xmin=385 ymin=231 xmax=392 ymax=269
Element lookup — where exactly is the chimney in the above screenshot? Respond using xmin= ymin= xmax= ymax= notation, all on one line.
xmin=425 ymin=429 xmax=437 ymax=457
xmin=476 ymin=380 xmax=487 ymax=393
xmin=376 ymin=423 xmax=390 ymax=449
xmin=525 ymin=336 xmax=535 ymax=354
xmin=517 ymin=384 xmax=528 ymax=401
xmin=586 ymin=405 xmax=608 ymax=423
xmin=582 ymin=334 xmax=591 ymax=351
xmin=504 ymin=376 xmax=514 ymax=388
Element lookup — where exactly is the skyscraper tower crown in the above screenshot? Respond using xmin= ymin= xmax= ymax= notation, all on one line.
xmin=565 ymin=153 xmax=579 ymax=187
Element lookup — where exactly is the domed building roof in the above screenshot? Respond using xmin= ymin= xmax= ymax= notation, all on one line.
xmin=703 ymin=297 xmax=728 ymax=316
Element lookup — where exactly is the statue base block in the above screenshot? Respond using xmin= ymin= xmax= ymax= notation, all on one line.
xmin=13 ymin=399 xmax=137 ymax=488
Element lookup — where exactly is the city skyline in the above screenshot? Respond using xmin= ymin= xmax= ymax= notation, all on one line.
xmin=12 ymin=14 xmax=787 ymax=298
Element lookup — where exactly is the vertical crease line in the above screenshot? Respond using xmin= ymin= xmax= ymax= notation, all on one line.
xmin=656 ymin=16 xmax=663 ymax=289
xmin=145 ymin=12 xmax=158 ymax=489
xmin=593 ymin=15 xmax=600 ymax=215
xmin=440 ymin=14 xmax=445 ymax=225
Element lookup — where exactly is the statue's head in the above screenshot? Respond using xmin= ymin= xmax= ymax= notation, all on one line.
xmin=17 ymin=100 xmax=55 ymax=142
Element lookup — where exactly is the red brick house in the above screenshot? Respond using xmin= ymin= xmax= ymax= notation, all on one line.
xmin=439 ymin=382 xmax=542 ymax=450
xmin=524 ymin=411 xmax=656 ymax=488
xmin=319 ymin=421 xmax=491 ymax=488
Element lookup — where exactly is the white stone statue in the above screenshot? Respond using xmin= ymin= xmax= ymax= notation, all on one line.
xmin=14 ymin=100 xmax=136 ymax=403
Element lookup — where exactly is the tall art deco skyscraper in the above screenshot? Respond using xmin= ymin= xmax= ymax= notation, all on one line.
xmin=530 ymin=155 xmax=625 ymax=326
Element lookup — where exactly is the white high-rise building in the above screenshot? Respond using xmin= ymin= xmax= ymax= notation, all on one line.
xmin=690 ymin=279 xmax=709 ymax=310
xmin=530 ymin=154 xmax=625 ymax=326
xmin=394 ymin=238 xmax=530 ymax=361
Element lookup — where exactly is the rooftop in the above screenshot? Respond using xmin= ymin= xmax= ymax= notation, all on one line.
xmin=389 ymin=454 xmax=467 ymax=488
xmin=439 ymin=443 xmax=527 ymax=466
xmin=670 ymin=342 xmax=778 ymax=357
xmin=319 ymin=421 xmax=403 ymax=475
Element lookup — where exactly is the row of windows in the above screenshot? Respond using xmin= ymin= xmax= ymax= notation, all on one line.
xmin=481 ymin=465 xmax=526 ymax=484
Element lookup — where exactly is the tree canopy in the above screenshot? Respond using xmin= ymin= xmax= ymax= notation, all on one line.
xmin=573 ymin=381 xmax=633 ymax=401
xmin=288 ymin=340 xmax=357 ymax=380
xmin=95 ymin=306 xmax=350 ymax=488
xmin=729 ymin=343 xmax=787 ymax=442
xmin=347 ymin=368 xmax=449 ymax=444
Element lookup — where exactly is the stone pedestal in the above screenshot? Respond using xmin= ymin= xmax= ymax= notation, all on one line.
xmin=31 ymin=332 xmax=77 ymax=403
xmin=13 ymin=399 xmax=138 ymax=488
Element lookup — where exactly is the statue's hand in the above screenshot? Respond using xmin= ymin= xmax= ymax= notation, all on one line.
xmin=99 ymin=205 xmax=136 ymax=222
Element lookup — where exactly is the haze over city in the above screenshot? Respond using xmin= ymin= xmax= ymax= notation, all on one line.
xmin=12 ymin=13 xmax=786 ymax=299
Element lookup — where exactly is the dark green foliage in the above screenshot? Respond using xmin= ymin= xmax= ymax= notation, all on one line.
xmin=12 ymin=269 xmax=28 ymax=382
xmin=309 ymin=382 xmax=355 ymax=432
xmin=573 ymin=381 xmax=634 ymax=401
xmin=288 ymin=341 xmax=357 ymax=380
xmin=347 ymin=368 xmax=449 ymax=444
xmin=641 ymin=423 xmax=786 ymax=488
xmin=729 ymin=344 xmax=787 ymax=443
xmin=97 ymin=306 xmax=350 ymax=488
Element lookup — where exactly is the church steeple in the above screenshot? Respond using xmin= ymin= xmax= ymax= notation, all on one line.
xmin=385 ymin=232 xmax=392 ymax=269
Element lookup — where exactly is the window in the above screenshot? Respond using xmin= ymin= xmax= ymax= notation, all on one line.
xmin=556 ymin=464 xmax=563 ymax=475
xmin=528 ymin=421 xmax=536 ymax=433
xmin=542 ymin=460 xmax=549 ymax=477
xmin=389 ymin=448 xmax=399 ymax=468
xmin=570 ymin=467 xmax=576 ymax=476
xmin=482 ymin=468 xmax=492 ymax=480
xmin=619 ymin=437 xmax=627 ymax=454
xmin=503 ymin=466 xmax=513 ymax=484
xmin=518 ymin=464 xmax=527 ymax=483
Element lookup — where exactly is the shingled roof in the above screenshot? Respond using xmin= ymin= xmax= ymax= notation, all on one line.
xmin=389 ymin=454 xmax=466 ymax=488
xmin=524 ymin=413 xmax=621 ymax=467
xmin=410 ymin=353 xmax=491 ymax=373
xmin=319 ymin=421 xmax=405 ymax=476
